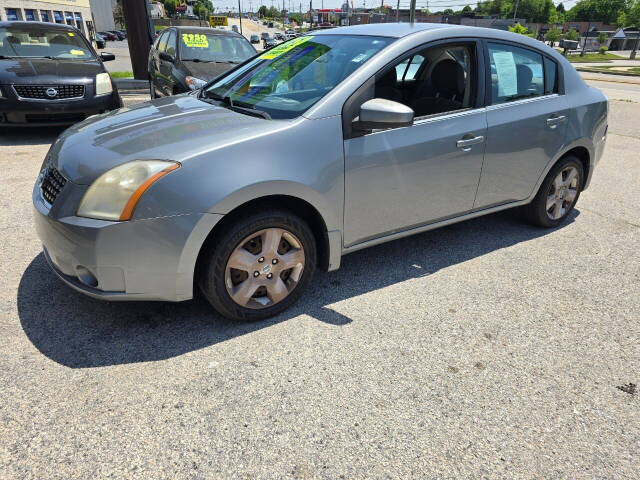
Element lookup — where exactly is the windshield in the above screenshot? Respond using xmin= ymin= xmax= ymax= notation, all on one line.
xmin=179 ymin=32 xmax=255 ymax=63
xmin=0 ymin=26 xmax=94 ymax=59
xmin=203 ymin=34 xmax=394 ymax=119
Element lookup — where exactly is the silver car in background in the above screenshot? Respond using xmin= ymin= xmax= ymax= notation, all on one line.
xmin=33 ymin=23 xmax=608 ymax=321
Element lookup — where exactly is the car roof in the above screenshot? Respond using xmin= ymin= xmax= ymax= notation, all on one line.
xmin=0 ymin=21 xmax=76 ymax=30
xmin=170 ymin=26 xmax=244 ymax=38
xmin=312 ymin=22 xmax=454 ymax=38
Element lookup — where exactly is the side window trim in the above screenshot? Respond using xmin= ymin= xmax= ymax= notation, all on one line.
xmin=342 ymin=37 xmax=486 ymax=140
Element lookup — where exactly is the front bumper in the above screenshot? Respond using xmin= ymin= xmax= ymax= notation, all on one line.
xmin=33 ymin=179 xmax=222 ymax=302
xmin=0 ymin=87 xmax=122 ymax=127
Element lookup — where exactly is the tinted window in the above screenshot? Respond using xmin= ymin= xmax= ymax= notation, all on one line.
xmin=204 ymin=35 xmax=393 ymax=119
xmin=544 ymin=57 xmax=558 ymax=94
xmin=488 ymin=42 xmax=544 ymax=104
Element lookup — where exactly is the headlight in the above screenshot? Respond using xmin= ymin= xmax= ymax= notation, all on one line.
xmin=77 ymin=160 xmax=180 ymax=221
xmin=185 ymin=76 xmax=207 ymax=91
xmin=95 ymin=72 xmax=113 ymax=96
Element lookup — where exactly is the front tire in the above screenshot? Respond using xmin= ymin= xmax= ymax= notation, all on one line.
xmin=524 ymin=156 xmax=584 ymax=228
xmin=198 ymin=210 xmax=317 ymax=321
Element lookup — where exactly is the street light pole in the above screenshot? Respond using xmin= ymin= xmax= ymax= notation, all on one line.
xmin=409 ymin=0 xmax=416 ymax=25
xmin=238 ymin=0 xmax=243 ymax=34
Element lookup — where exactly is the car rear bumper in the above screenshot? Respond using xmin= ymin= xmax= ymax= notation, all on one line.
xmin=33 ymin=180 xmax=222 ymax=302
xmin=0 ymin=88 xmax=122 ymax=127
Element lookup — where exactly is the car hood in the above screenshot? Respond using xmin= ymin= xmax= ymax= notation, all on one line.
xmin=181 ymin=60 xmax=237 ymax=81
xmin=50 ymin=93 xmax=281 ymax=185
xmin=0 ymin=58 xmax=104 ymax=84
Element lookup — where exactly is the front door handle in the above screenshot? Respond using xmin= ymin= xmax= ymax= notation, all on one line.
xmin=546 ymin=115 xmax=567 ymax=128
xmin=456 ymin=135 xmax=484 ymax=151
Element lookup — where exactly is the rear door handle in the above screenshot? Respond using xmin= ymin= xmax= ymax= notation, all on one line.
xmin=546 ymin=115 xmax=566 ymax=128
xmin=456 ymin=135 xmax=484 ymax=151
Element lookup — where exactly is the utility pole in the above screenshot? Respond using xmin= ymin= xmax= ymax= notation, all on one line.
xmin=580 ymin=22 xmax=591 ymax=57
xmin=513 ymin=0 xmax=520 ymax=20
xmin=396 ymin=0 xmax=399 ymax=22
xmin=122 ymin=0 xmax=152 ymax=80
xmin=409 ymin=0 xmax=416 ymax=24
xmin=238 ymin=0 xmax=243 ymax=34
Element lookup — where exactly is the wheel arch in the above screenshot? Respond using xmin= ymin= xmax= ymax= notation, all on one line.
xmin=195 ymin=194 xmax=338 ymax=284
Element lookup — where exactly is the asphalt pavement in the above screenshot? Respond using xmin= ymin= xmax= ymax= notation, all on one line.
xmin=0 ymin=80 xmax=638 ymax=479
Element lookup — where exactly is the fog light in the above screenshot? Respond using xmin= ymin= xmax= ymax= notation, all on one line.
xmin=75 ymin=265 xmax=98 ymax=287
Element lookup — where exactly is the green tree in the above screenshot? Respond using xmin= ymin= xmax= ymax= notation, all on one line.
xmin=564 ymin=28 xmax=579 ymax=41
xmin=164 ymin=0 xmax=176 ymax=17
xmin=597 ymin=31 xmax=608 ymax=44
xmin=509 ymin=22 xmax=532 ymax=36
xmin=462 ymin=5 xmax=473 ymax=13
xmin=626 ymin=0 xmax=640 ymax=26
xmin=258 ymin=5 xmax=267 ymax=17
xmin=566 ymin=0 xmax=628 ymax=25
xmin=545 ymin=27 xmax=562 ymax=45
xmin=556 ymin=2 xmax=565 ymax=13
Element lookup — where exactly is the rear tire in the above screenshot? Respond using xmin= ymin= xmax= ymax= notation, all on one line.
xmin=197 ymin=210 xmax=317 ymax=322
xmin=523 ymin=156 xmax=584 ymax=228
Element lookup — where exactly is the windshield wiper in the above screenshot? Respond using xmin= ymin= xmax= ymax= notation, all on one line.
xmin=201 ymin=91 xmax=271 ymax=120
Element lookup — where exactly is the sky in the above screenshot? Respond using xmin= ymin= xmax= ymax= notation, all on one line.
xmin=212 ymin=0 xmax=578 ymax=13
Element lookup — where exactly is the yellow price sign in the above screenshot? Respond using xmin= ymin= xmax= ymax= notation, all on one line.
xmin=67 ymin=32 xmax=74 ymax=37
xmin=181 ymin=33 xmax=209 ymax=48
xmin=70 ymin=49 xmax=84 ymax=55
xmin=260 ymin=36 xmax=313 ymax=60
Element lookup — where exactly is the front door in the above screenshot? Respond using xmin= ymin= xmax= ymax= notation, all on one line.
xmin=343 ymin=41 xmax=487 ymax=247
xmin=474 ymin=41 xmax=569 ymax=208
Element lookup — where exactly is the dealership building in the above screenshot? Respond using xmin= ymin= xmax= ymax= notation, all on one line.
xmin=0 ymin=0 xmax=115 ymax=37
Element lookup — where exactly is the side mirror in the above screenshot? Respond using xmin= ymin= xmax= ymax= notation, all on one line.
xmin=353 ymin=98 xmax=414 ymax=131
xmin=159 ymin=52 xmax=174 ymax=62
xmin=100 ymin=52 xmax=115 ymax=62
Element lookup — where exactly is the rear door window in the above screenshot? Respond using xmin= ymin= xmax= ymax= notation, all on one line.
xmin=488 ymin=42 xmax=544 ymax=104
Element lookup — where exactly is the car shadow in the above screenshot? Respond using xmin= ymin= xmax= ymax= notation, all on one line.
xmin=0 ymin=127 xmax=64 ymax=146
xmin=17 ymin=209 xmax=579 ymax=368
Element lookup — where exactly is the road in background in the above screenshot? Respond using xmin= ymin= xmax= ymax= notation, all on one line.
xmin=0 ymin=79 xmax=638 ymax=479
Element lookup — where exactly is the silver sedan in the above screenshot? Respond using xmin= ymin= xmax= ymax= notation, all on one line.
xmin=33 ymin=23 xmax=608 ymax=321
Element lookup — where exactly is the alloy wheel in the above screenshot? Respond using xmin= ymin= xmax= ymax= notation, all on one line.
xmin=225 ymin=228 xmax=305 ymax=309
xmin=546 ymin=166 xmax=579 ymax=220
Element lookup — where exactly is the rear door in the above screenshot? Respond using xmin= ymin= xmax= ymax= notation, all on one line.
xmin=474 ymin=41 xmax=569 ymax=208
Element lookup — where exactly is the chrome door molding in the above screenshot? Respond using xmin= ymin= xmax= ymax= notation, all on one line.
xmin=485 ymin=93 xmax=560 ymax=112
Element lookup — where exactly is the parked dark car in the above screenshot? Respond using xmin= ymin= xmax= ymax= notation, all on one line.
xmin=0 ymin=21 xmax=122 ymax=127
xmin=148 ymin=26 xmax=256 ymax=97
xmin=263 ymin=37 xmax=277 ymax=49
xmin=94 ymin=33 xmax=105 ymax=49
xmin=108 ymin=30 xmax=125 ymax=41
xmin=98 ymin=31 xmax=116 ymax=41
xmin=274 ymin=32 xmax=284 ymax=40
xmin=250 ymin=34 xmax=260 ymax=44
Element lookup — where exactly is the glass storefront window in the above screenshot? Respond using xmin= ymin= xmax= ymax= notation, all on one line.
xmin=5 ymin=8 xmax=19 ymax=21
xmin=40 ymin=11 xmax=50 ymax=22
xmin=24 ymin=9 xmax=37 ymax=21
xmin=53 ymin=11 xmax=64 ymax=23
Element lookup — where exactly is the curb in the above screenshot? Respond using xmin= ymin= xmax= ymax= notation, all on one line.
xmin=114 ymin=78 xmax=148 ymax=90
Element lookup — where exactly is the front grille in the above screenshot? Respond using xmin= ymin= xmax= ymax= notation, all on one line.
xmin=14 ymin=84 xmax=85 ymax=100
xmin=40 ymin=168 xmax=67 ymax=205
